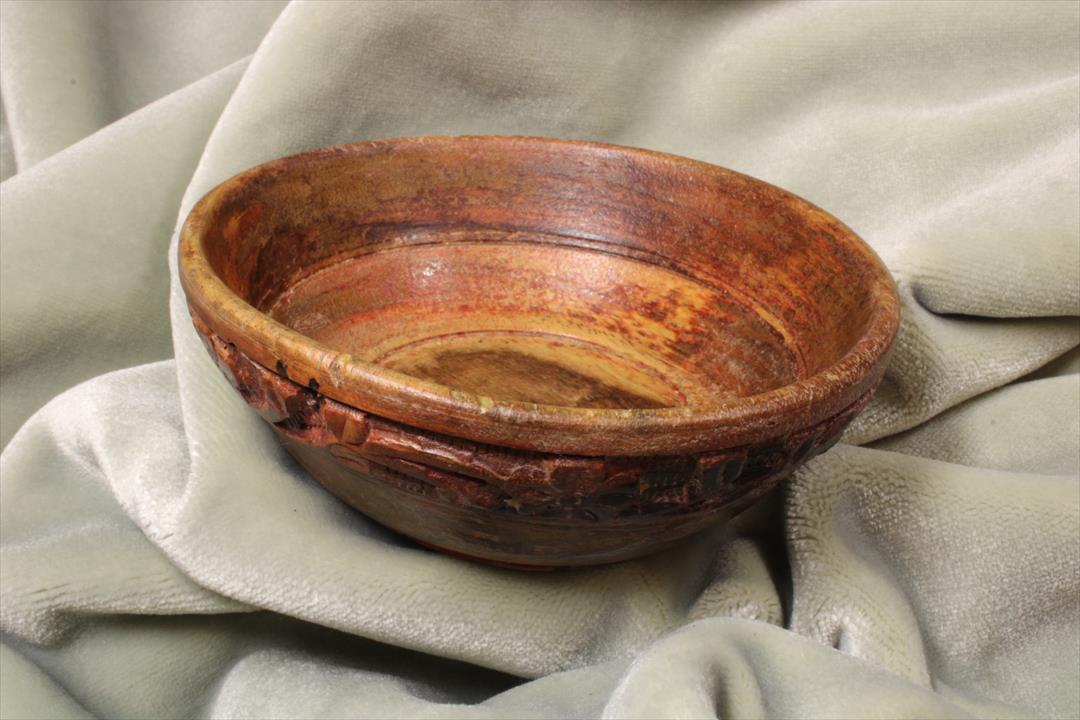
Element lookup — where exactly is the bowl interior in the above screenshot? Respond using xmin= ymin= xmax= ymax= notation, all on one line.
xmin=200 ymin=138 xmax=880 ymax=412
xmin=267 ymin=231 xmax=796 ymax=409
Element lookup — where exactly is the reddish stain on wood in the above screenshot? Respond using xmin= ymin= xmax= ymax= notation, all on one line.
xmin=179 ymin=136 xmax=900 ymax=567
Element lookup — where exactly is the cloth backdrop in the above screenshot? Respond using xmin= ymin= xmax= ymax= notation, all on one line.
xmin=2 ymin=1 xmax=1078 ymax=718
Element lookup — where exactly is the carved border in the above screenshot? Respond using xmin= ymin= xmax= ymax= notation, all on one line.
xmin=192 ymin=311 xmax=870 ymax=521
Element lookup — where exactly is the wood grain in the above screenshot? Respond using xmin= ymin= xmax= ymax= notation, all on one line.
xmin=179 ymin=136 xmax=900 ymax=566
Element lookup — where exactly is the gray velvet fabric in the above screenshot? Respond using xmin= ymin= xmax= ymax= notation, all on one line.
xmin=1 ymin=2 xmax=1078 ymax=718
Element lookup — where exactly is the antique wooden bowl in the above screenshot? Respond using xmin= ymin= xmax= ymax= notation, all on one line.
xmin=178 ymin=136 xmax=900 ymax=568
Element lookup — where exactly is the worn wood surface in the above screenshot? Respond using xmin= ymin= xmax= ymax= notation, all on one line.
xmin=178 ymin=135 xmax=900 ymax=566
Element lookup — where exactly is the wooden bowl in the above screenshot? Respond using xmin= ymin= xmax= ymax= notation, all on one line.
xmin=178 ymin=136 xmax=900 ymax=568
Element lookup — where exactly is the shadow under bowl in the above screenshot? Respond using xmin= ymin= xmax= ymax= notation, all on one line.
xmin=178 ymin=135 xmax=900 ymax=568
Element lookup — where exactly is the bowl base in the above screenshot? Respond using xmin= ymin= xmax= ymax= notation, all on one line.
xmin=410 ymin=539 xmax=556 ymax=571
xmin=274 ymin=428 xmax=739 ymax=568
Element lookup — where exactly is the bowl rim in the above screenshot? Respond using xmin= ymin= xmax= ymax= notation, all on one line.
xmin=179 ymin=135 xmax=901 ymax=456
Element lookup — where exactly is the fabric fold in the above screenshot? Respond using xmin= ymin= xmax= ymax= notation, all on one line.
xmin=1 ymin=1 xmax=1077 ymax=717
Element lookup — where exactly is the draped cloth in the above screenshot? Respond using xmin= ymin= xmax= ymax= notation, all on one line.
xmin=2 ymin=2 xmax=1078 ymax=717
